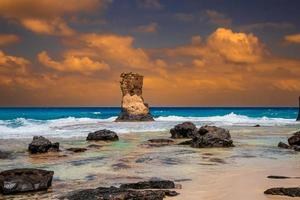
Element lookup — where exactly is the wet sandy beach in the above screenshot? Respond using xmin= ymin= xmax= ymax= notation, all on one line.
xmin=1 ymin=125 xmax=300 ymax=200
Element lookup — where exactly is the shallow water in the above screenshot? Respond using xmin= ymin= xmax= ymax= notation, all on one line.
xmin=1 ymin=125 xmax=300 ymax=199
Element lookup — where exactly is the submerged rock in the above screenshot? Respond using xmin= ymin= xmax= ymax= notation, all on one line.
xmin=28 ymin=136 xmax=59 ymax=154
xmin=170 ymin=122 xmax=197 ymax=139
xmin=86 ymin=129 xmax=119 ymax=141
xmin=0 ymin=151 xmax=14 ymax=159
xmin=61 ymin=186 xmax=178 ymax=200
xmin=264 ymin=187 xmax=300 ymax=197
xmin=288 ymin=131 xmax=300 ymax=146
xmin=278 ymin=142 xmax=290 ymax=149
xmin=191 ymin=125 xmax=234 ymax=148
xmin=115 ymin=72 xmax=154 ymax=122
xmin=66 ymin=148 xmax=87 ymax=153
xmin=120 ymin=180 xmax=175 ymax=190
xmin=0 ymin=168 xmax=53 ymax=195
xmin=147 ymin=139 xmax=174 ymax=147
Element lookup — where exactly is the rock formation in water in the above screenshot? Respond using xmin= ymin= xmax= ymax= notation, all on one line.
xmin=297 ymin=96 xmax=300 ymax=121
xmin=86 ymin=129 xmax=119 ymax=141
xmin=170 ymin=122 xmax=197 ymax=138
xmin=115 ymin=72 xmax=154 ymax=121
xmin=28 ymin=136 xmax=59 ymax=154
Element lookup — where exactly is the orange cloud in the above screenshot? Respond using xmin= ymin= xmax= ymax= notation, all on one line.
xmin=0 ymin=34 xmax=20 ymax=46
xmin=0 ymin=50 xmax=29 ymax=75
xmin=38 ymin=51 xmax=109 ymax=74
xmin=77 ymin=33 xmax=159 ymax=70
xmin=207 ymin=28 xmax=265 ymax=64
xmin=165 ymin=28 xmax=265 ymax=64
xmin=0 ymin=0 xmax=108 ymax=36
xmin=21 ymin=18 xmax=75 ymax=36
xmin=284 ymin=33 xmax=300 ymax=44
xmin=134 ymin=22 xmax=158 ymax=33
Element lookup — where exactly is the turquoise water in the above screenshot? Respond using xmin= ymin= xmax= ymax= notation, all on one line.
xmin=0 ymin=107 xmax=299 ymax=139
xmin=0 ymin=107 xmax=298 ymax=120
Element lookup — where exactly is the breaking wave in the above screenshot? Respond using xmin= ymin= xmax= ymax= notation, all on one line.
xmin=0 ymin=112 xmax=298 ymax=139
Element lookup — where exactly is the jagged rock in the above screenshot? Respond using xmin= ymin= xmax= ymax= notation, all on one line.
xmin=120 ymin=180 xmax=175 ymax=189
xmin=28 ymin=136 xmax=59 ymax=154
xmin=115 ymin=72 xmax=154 ymax=121
xmin=66 ymin=148 xmax=87 ymax=153
xmin=60 ymin=186 xmax=178 ymax=200
xmin=0 ymin=168 xmax=53 ymax=194
xmin=288 ymin=131 xmax=300 ymax=146
xmin=147 ymin=139 xmax=174 ymax=147
xmin=86 ymin=129 xmax=119 ymax=141
xmin=170 ymin=122 xmax=197 ymax=139
xmin=264 ymin=187 xmax=300 ymax=197
xmin=297 ymin=96 xmax=300 ymax=121
xmin=191 ymin=125 xmax=234 ymax=148
xmin=278 ymin=142 xmax=290 ymax=149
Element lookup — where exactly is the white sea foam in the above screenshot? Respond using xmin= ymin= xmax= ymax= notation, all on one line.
xmin=0 ymin=113 xmax=298 ymax=139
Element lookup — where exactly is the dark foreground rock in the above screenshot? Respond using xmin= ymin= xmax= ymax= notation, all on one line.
xmin=264 ymin=187 xmax=300 ymax=197
xmin=267 ymin=175 xmax=295 ymax=179
xmin=28 ymin=136 xmax=59 ymax=154
xmin=278 ymin=131 xmax=300 ymax=152
xmin=147 ymin=139 xmax=174 ymax=147
xmin=87 ymin=129 xmax=119 ymax=141
xmin=278 ymin=142 xmax=290 ymax=149
xmin=120 ymin=180 xmax=175 ymax=189
xmin=170 ymin=122 xmax=197 ymax=139
xmin=191 ymin=125 xmax=234 ymax=148
xmin=66 ymin=148 xmax=87 ymax=153
xmin=0 ymin=168 xmax=53 ymax=195
xmin=288 ymin=131 xmax=300 ymax=146
xmin=61 ymin=186 xmax=178 ymax=200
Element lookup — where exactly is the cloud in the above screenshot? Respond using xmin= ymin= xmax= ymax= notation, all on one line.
xmin=38 ymin=51 xmax=109 ymax=75
xmin=0 ymin=0 xmax=109 ymax=36
xmin=165 ymin=28 xmax=265 ymax=64
xmin=134 ymin=22 xmax=158 ymax=33
xmin=137 ymin=0 xmax=163 ymax=9
xmin=204 ymin=10 xmax=232 ymax=26
xmin=0 ymin=50 xmax=29 ymax=75
xmin=0 ymin=34 xmax=20 ymax=46
xmin=284 ymin=33 xmax=300 ymax=44
xmin=207 ymin=28 xmax=264 ymax=64
xmin=21 ymin=18 xmax=75 ymax=36
xmin=76 ymin=33 xmax=158 ymax=69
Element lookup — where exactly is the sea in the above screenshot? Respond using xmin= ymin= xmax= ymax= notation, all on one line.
xmin=0 ymin=107 xmax=299 ymax=139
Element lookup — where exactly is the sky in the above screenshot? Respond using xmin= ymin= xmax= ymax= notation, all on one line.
xmin=0 ymin=0 xmax=300 ymax=107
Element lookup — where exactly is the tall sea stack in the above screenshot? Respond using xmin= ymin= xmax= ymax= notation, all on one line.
xmin=297 ymin=96 xmax=300 ymax=121
xmin=115 ymin=72 xmax=154 ymax=122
